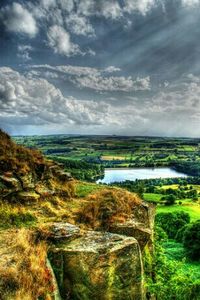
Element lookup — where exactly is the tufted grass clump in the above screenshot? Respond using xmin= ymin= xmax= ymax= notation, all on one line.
xmin=0 ymin=229 xmax=55 ymax=300
xmin=78 ymin=188 xmax=141 ymax=230
xmin=0 ymin=203 xmax=37 ymax=228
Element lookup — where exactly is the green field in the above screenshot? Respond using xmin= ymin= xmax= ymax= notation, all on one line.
xmin=144 ymin=193 xmax=163 ymax=202
xmin=157 ymin=204 xmax=200 ymax=222
xmin=12 ymin=134 xmax=200 ymax=298
xmin=13 ymin=135 xmax=200 ymax=170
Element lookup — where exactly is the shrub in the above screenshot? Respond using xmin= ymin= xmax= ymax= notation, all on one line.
xmin=145 ymin=230 xmax=200 ymax=300
xmin=155 ymin=225 xmax=168 ymax=242
xmin=155 ymin=212 xmax=190 ymax=239
xmin=183 ymin=220 xmax=200 ymax=261
xmin=175 ymin=224 xmax=188 ymax=243
xmin=165 ymin=194 xmax=176 ymax=206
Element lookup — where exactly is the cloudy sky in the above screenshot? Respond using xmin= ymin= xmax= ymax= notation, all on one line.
xmin=1 ymin=0 xmax=200 ymax=136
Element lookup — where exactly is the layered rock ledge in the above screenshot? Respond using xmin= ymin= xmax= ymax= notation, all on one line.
xmin=49 ymin=228 xmax=144 ymax=300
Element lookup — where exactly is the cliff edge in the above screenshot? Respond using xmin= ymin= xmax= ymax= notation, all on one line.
xmin=0 ymin=130 xmax=155 ymax=300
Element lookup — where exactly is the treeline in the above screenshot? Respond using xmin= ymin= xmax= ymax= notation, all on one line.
xmin=104 ymin=161 xmax=169 ymax=168
xmin=44 ymin=148 xmax=72 ymax=155
xmin=173 ymin=162 xmax=200 ymax=176
xmin=108 ymin=176 xmax=200 ymax=201
xmin=48 ymin=156 xmax=104 ymax=181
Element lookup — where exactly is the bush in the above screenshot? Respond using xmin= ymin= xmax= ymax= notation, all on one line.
xmin=155 ymin=212 xmax=190 ymax=239
xmin=145 ymin=230 xmax=200 ymax=300
xmin=175 ymin=224 xmax=188 ymax=242
xmin=183 ymin=220 xmax=200 ymax=261
xmin=155 ymin=225 xmax=168 ymax=242
xmin=165 ymin=194 xmax=176 ymax=206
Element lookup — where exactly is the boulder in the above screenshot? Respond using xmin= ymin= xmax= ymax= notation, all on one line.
xmin=16 ymin=191 xmax=40 ymax=203
xmin=46 ymin=259 xmax=62 ymax=300
xmin=35 ymin=183 xmax=55 ymax=197
xmin=108 ymin=202 xmax=155 ymax=251
xmin=48 ymin=223 xmax=81 ymax=242
xmin=20 ymin=173 xmax=36 ymax=190
xmin=110 ymin=220 xmax=152 ymax=250
xmin=49 ymin=231 xmax=144 ymax=300
xmin=0 ymin=175 xmax=21 ymax=191
xmin=0 ymin=175 xmax=22 ymax=198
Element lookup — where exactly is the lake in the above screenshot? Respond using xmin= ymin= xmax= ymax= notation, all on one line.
xmin=96 ymin=167 xmax=187 ymax=184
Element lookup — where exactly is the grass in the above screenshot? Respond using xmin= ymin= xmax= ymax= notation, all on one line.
xmin=101 ymin=155 xmax=129 ymax=161
xmin=78 ymin=188 xmax=141 ymax=230
xmin=160 ymin=184 xmax=200 ymax=192
xmin=0 ymin=229 xmax=54 ymax=300
xmin=157 ymin=204 xmax=200 ymax=222
xmin=14 ymin=134 xmax=200 ymax=170
xmin=160 ymin=184 xmax=179 ymax=190
xmin=143 ymin=193 xmax=163 ymax=203
xmin=163 ymin=240 xmax=200 ymax=280
xmin=0 ymin=203 xmax=37 ymax=229
xmin=75 ymin=182 xmax=104 ymax=198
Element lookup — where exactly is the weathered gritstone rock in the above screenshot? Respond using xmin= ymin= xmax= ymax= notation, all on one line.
xmin=56 ymin=170 xmax=73 ymax=182
xmin=110 ymin=221 xmax=152 ymax=250
xmin=108 ymin=202 xmax=155 ymax=251
xmin=46 ymin=259 xmax=62 ymax=300
xmin=35 ymin=184 xmax=55 ymax=196
xmin=0 ymin=175 xmax=22 ymax=194
xmin=42 ymin=164 xmax=73 ymax=182
xmin=49 ymin=231 xmax=144 ymax=300
xmin=20 ymin=173 xmax=36 ymax=190
xmin=16 ymin=191 xmax=40 ymax=203
xmin=48 ymin=223 xmax=81 ymax=242
xmin=132 ymin=202 xmax=155 ymax=229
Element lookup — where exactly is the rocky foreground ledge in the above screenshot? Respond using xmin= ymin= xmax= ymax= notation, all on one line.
xmin=47 ymin=196 xmax=155 ymax=300
xmin=0 ymin=129 xmax=155 ymax=300
xmin=48 ymin=223 xmax=143 ymax=300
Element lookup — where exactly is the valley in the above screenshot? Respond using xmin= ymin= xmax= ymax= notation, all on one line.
xmin=1 ymin=133 xmax=198 ymax=299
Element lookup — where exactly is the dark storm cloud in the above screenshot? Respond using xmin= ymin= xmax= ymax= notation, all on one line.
xmin=0 ymin=0 xmax=200 ymax=136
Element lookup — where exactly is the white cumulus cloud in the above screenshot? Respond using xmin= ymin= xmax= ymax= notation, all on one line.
xmin=182 ymin=0 xmax=200 ymax=6
xmin=0 ymin=67 xmax=111 ymax=128
xmin=28 ymin=64 xmax=151 ymax=92
xmin=47 ymin=25 xmax=81 ymax=56
xmin=73 ymin=75 xmax=151 ymax=92
xmin=66 ymin=13 xmax=95 ymax=36
xmin=0 ymin=2 xmax=38 ymax=37
xmin=124 ymin=0 xmax=155 ymax=15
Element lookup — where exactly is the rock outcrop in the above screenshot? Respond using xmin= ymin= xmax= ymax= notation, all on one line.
xmin=0 ymin=129 xmax=155 ymax=300
xmin=49 ymin=226 xmax=144 ymax=300
xmin=47 ymin=197 xmax=155 ymax=299
xmin=0 ymin=129 xmax=73 ymax=203
xmin=109 ymin=202 xmax=155 ymax=251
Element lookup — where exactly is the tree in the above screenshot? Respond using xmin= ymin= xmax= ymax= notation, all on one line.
xmin=155 ymin=212 xmax=190 ymax=239
xmin=183 ymin=220 xmax=200 ymax=261
xmin=165 ymin=194 xmax=176 ymax=205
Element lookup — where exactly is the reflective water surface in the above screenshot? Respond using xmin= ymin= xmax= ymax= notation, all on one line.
xmin=96 ymin=167 xmax=187 ymax=184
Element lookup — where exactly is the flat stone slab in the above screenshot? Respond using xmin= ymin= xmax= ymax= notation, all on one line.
xmin=109 ymin=220 xmax=152 ymax=250
xmin=17 ymin=191 xmax=40 ymax=203
xmin=50 ymin=231 xmax=144 ymax=300
xmin=48 ymin=223 xmax=81 ymax=242
xmin=0 ymin=175 xmax=21 ymax=191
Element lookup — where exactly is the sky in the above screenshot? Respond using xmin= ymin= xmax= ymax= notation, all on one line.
xmin=1 ymin=0 xmax=200 ymax=137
